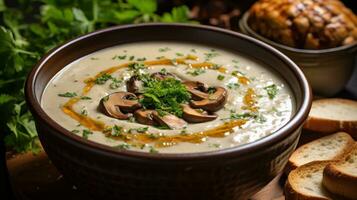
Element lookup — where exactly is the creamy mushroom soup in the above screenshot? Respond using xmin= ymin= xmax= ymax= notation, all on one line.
xmin=41 ymin=42 xmax=294 ymax=153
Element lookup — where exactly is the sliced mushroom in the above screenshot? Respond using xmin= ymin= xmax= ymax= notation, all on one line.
xmin=152 ymin=112 xmax=187 ymax=129
xmin=183 ymin=81 xmax=209 ymax=100
xmin=134 ymin=109 xmax=158 ymax=126
xmin=182 ymin=104 xmax=217 ymax=123
xmin=151 ymin=72 xmax=178 ymax=80
xmin=99 ymin=92 xmax=141 ymax=120
xmin=126 ymin=75 xmax=144 ymax=94
xmin=190 ymin=87 xmax=227 ymax=112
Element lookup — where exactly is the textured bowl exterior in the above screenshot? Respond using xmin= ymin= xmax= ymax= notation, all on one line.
xmin=25 ymin=24 xmax=311 ymax=200
xmin=240 ymin=12 xmax=357 ymax=97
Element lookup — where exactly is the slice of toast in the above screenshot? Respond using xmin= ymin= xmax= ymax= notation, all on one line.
xmin=323 ymin=144 xmax=357 ymax=199
xmin=287 ymin=132 xmax=355 ymax=172
xmin=285 ymin=161 xmax=338 ymax=200
xmin=303 ymin=98 xmax=357 ymax=139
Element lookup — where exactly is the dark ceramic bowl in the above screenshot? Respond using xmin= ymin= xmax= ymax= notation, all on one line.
xmin=25 ymin=23 xmax=311 ymax=200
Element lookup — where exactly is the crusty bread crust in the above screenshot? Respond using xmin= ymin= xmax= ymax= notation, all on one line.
xmin=303 ymin=99 xmax=357 ymax=139
xmin=285 ymin=161 xmax=336 ymax=200
xmin=322 ymin=145 xmax=357 ymax=199
xmin=286 ymin=132 xmax=355 ymax=173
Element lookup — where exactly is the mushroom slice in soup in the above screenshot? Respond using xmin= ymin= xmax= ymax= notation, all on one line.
xmin=183 ymin=81 xmax=209 ymax=100
xmin=182 ymin=104 xmax=217 ymax=123
xmin=99 ymin=92 xmax=141 ymax=120
xmin=190 ymin=87 xmax=227 ymax=112
xmin=152 ymin=112 xmax=187 ymax=129
xmin=134 ymin=109 xmax=158 ymax=126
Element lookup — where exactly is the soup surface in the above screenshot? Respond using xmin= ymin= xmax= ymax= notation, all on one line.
xmin=41 ymin=41 xmax=294 ymax=153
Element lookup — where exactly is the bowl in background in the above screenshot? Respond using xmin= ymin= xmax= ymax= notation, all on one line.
xmin=25 ymin=23 xmax=311 ymax=200
xmin=240 ymin=12 xmax=357 ymax=97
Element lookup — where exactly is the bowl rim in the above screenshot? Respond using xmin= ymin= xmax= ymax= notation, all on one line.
xmin=240 ymin=12 xmax=357 ymax=55
xmin=25 ymin=23 xmax=312 ymax=161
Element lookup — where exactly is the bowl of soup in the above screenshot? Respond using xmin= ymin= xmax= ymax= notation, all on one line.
xmin=25 ymin=23 xmax=311 ymax=199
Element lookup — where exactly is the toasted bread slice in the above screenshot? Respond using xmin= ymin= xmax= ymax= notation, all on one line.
xmin=304 ymin=98 xmax=357 ymax=139
xmin=285 ymin=161 xmax=338 ymax=200
xmin=323 ymin=144 xmax=357 ymax=199
xmin=287 ymin=132 xmax=355 ymax=172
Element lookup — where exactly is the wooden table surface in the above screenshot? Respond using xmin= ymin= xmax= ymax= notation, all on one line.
xmin=7 ymin=151 xmax=285 ymax=200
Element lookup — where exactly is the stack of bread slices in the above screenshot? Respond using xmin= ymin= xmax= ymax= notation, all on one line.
xmin=285 ymin=98 xmax=357 ymax=200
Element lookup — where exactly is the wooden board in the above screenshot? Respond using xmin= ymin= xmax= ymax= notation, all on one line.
xmin=7 ymin=151 xmax=285 ymax=200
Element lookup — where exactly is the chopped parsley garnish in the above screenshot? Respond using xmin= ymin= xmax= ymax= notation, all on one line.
xmin=80 ymin=109 xmax=88 ymax=116
xmin=128 ymin=62 xmax=145 ymax=72
xmin=111 ymin=125 xmax=123 ymax=136
xmin=230 ymin=112 xmax=256 ymax=120
xmin=58 ymin=92 xmax=77 ymax=98
xmin=227 ymin=83 xmax=240 ymax=90
xmin=175 ymin=52 xmax=184 ymax=56
xmin=71 ymin=130 xmax=80 ymax=134
xmin=115 ymin=143 xmax=130 ymax=150
xmin=90 ymin=57 xmax=99 ymax=60
xmin=232 ymin=59 xmax=239 ymax=64
xmin=136 ymin=57 xmax=146 ymax=61
xmin=80 ymin=96 xmax=92 ymax=100
xmin=82 ymin=129 xmax=93 ymax=139
xmin=158 ymin=47 xmax=170 ymax=52
xmin=231 ymin=70 xmax=245 ymax=76
xmin=186 ymin=68 xmax=206 ymax=76
xmin=264 ymin=84 xmax=279 ymax=99
xmin=217 ymin=75 xmax=225 ymax=80
xmin=117 ymin=55 xmax=127 ymax=60
xmin=204 ymin=52 xmax=219 ymax=61
xmin=190 ymin=49 xmax=197 ymax=53
xmin=129 ymin=55 xmax=135 ymax=61
xmin=139 ymin=77 xmax=191 ymax=117
xmin=95 ymin=73 xmax=112 ymax=85
xmin=149 ymin=146 xmax=159 ymax=153
xmin=147 ymin=133 xmax=159 ymax=139
xmin=254 ymin=115 xmax=267 ymax=123
xmin=136 ymin=127 xmax=149 ymax=133
xmin=109 ymin=77 xmax=123 ymax=89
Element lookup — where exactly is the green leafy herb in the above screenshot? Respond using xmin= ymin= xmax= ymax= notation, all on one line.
xmin=111 ymin=125 xmax=123 ymax=136
xmin=140 ymin=77 xmax=191 ymax=117
xmin=227 ymin=83 xmax=240 ymax=90
xmin=82 ymin=129 xmax=93 ymax=139
xmin=264 ymin=84 xmax=279 ymax=99
xmin=175 ymin=52 xmax=184 ymax=56
xmin=71 ymin=129 xmax=80 ymax=133
xmin=80 ymin=109 xmax=88 ymax=116
xmin=208 ymin=143 xmax=221 ymax=148
xmin=217 ymin=75 xmax=225 ymax=80
xmin=186 ymin=68 xmax=206 ymax=76
xmin=58 ymin=92 xmax=77 ymax=98
xmin=136 ymin=57 xmax=146 ymax=61
xmin=95 ymin=73 xmax=112 ymax=85
xmin=109 ymin=77 xmax=123 ymax=89
xmin=115 ymin=143 xmax=130 ymax=150
xmin=158 ymin=47 xmax=170 ymax=52
xmin=80 ymin=96 xmax=92 ymax=100
xmin=149 ymin=146 xmax=158 ymax=153
xmin=204 ymin=52 xmax=219 ymax=61
xmin=0 ymin=0 xmax=194 ymax=153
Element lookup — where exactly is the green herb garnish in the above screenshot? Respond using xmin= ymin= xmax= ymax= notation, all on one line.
xmin=227 ymin=83 xmax=240 ymax=90
xmin=139 ymin=78 xmax=191 ymax=117
xmin=175 ymin=52 xmax=184 ymax=56
xmin=95 ymin=73 xmax=112 ymax=85
xmin=82 ymin=129 xmax=93 ymax=139
xmin=115 ymin=143 xmax=130 ymax=150
xmin=204 ymin=52 xmax=219 ymax=61
xmin=111 ymin=125 xmax=123 ymax=137
xmin=217 ymin=75 xmax=225 ymax=80
xmin=80 ymin=96 xmax=92 ymax=100
xmin=186 ymin=68 xmax=206 ymax=76
xmin=264 ymin=84 xmax=279 ymax=99
xmin=158 ymin=47 xmax=170 ymax=52
xmin=149 ymin=146 xmax=159 ymax=153
xmin=58 ymin=92 xmax=77 ymax=98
